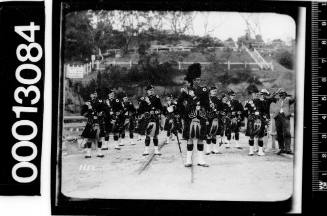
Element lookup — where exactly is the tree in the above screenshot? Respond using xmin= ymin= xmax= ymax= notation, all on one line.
xmin=165 ymin=11 xmax=194 ymax=38
xmin=64 ymin=11 xmax=94 ymax=62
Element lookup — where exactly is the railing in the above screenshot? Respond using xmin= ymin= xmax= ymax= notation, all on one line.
xmin=243 ymin=45 xmax=273 ymax=70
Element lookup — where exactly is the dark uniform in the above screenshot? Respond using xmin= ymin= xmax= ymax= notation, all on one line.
xmin=163 ymin=96 xmax=180 ymax=143
xmin=244 ymin=84 xmax=268 ymax=156
xmin=138 ymin=85 xmax=163 ymax=155
xmin=81 ymin=95 xmax=106 ymax=158
xmin=178 ymin=83 xmax=210 ymax=167
xmin=205 ymin=88 xmax=222 ymax=154
xmin=120 ymin=96 xmax=137 ymax=144
xmin=103 ymin=95 xmax=125 ymax=150
xmin=244 ymin=99 xmax=266 ymax=138
xmin=225 ymin=96 xmax=244 ymax=145
xmin=218 ymin=96 xmax=231 ymax=144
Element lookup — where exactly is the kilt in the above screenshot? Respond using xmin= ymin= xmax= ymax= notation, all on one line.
xmin=217 ymin=116 xmax=230 ymax=136
xmin=144 ymin=119 xmax=160 ymax=137
xmin=245 ymin=115 xmax=266 ymax=138
xmin=137 ymin=117 xmax=148 ymax=135
xmin=229 ymin=117 xmax=241 ymax=132
xmin=121 ymin=116 xmax=135 ymax=132
xmin=81 ymin=123 xmax=100 ymax=139
xmin=182 ymin=118 xmax=207 ymax=140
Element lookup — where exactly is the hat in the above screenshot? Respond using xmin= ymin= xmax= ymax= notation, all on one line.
xmin=145 ymin=85 xmax=154 ymax=91
xmin=260 ymin=89 xmax=270 ymax=95
xmin=278 ymin=89 xmax=287 ymax=96
xmin=185 ymin=63 xmax=201 ymax=84
xmin=228 ymin=89 xmax=235 ymax=95
xmin=246 ymin=84 xmax=259 ymax=94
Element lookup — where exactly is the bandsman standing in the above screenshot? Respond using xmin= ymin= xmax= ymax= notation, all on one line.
xmin=120 ymin=93 xmax=137 ymax=145
xmin=103 ymin=89 xmax=125 ymax=150
xmin=179 ymin=63 xmax=209 ymax=167
xmin=81 ymin=91 xmax=105 ymax=158
xmin=205 ymin=86 xmax=222 ymax=154
xmin=138 ymin=85 xmax=163 ymax=156
xmin=244 ymin=84 xmax=267 ymax=156
xmin=226 ymin=90 xmax=244 ymax=149
xmin=163 ymin=95 xmax=179 ymax=144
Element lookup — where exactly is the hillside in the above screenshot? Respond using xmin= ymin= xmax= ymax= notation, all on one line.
xmin=65 ymin=48 xmax=295 ymax=114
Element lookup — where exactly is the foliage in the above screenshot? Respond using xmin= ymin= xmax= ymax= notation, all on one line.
xmin=64 ymin=11 xmax=94 ymax=62
xmin=275 ymin=49 xmax=294 ymax=70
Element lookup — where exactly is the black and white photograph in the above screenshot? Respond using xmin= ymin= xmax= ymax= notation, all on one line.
xmin=60 ymin=8 xmax=297 ymax=202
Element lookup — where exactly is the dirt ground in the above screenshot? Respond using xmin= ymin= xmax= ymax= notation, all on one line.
xmin=61 ymin=130 xmax=293 ymax=202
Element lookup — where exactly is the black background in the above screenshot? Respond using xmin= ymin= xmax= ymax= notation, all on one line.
xmin=0 ymin=2 xmax=44 ymax=195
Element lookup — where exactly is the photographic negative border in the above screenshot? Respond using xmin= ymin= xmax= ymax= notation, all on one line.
xmin=52 ymin=0 xmax=309 ymax=214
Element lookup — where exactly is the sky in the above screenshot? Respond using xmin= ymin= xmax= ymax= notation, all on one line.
xmin=91 ymin=10 xmax=296 ymax=44
xmin=189 ymin=12 xmax=296 ymax=43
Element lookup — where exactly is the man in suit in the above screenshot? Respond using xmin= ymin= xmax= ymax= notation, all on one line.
xmin=271 ymin=89 xmax=295 ymax=154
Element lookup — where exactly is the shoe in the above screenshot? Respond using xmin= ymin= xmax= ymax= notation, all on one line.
xmin=197 ymin=150 xmax=209 ymax=167
xmin=85 ymin=149 xmax=92 ymax=158
xmin=185 ymin=151 xmax=193 ymax=167
xmin=154 ymin=146 xmax=161 ymax=156
xmin=248 ymin=146 xmax=254 ymax=156
xmin=143 ymin=147 xmax=149 ymax=156
xmin=197 ymin=163 xmax=209 ymax=167
xmin=277 ymin=149 xmax=285 ymax=155
xmin=258 ymin=147 xmax=265 ymax=156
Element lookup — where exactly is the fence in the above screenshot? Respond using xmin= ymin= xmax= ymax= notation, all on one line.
xmin=65 ymin=63 xmax=92 ymax=79
xmin=101 ymin=60 xmax=272 ymax=70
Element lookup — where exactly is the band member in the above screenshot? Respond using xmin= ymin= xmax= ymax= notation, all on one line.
xmin=226 ymin=90 xmax=244 ymax=149
xmin=244 ymin=84 xmax=267 ymax=156
xmin=271 ymin=89 xmax=295 ymax=154
xmin=103 ymin=89 xmax=124 ymax=150
xmin=205 ymin=86 xmax=222 ymax=154
xmin=138 ymin=85 xmax=163 ymax=156
xmin=135 ymin=96 xmax=146 ymax=141
xmin=180 ymin=63 xmax=209 ymax=167
xmin=219 ymin=94 xmax=232 ymax=147
xmin=163 ymin=95 xmax=178 ymax=144
xmin=120 ymin=93 xmax=137 ymax=145
xmin=80 ymin=91 xmax=105 ymax=158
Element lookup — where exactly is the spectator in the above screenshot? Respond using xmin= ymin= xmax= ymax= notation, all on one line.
xmin=271 ymin=89 xmax=295 ymax=154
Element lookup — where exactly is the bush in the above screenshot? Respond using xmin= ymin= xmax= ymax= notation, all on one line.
xmin=275 ymin=50 xmax=294 ymax=70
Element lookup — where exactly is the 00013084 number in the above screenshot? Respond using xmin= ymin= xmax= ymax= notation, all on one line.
xmin=10 ymin=22 xmax=42 ymax=183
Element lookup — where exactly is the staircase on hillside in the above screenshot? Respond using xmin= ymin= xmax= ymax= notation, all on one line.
xmin=243 ymin=45 xmax=273 ymax=70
